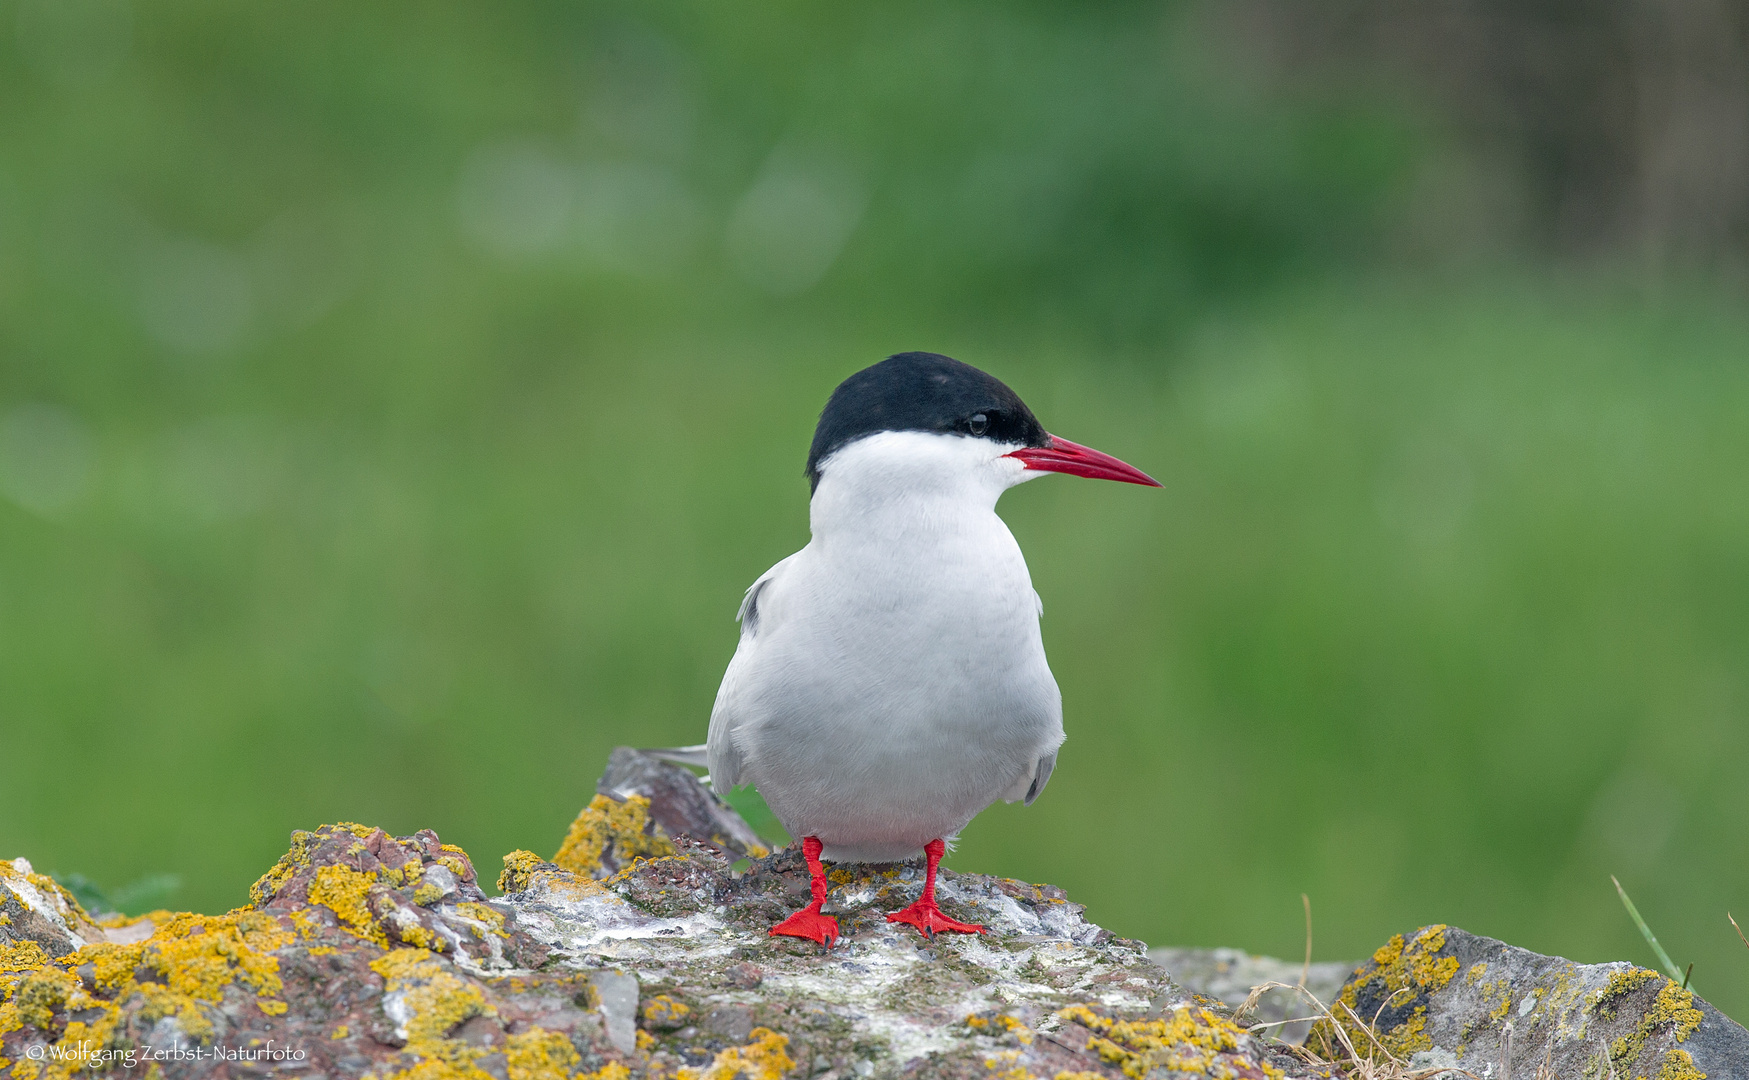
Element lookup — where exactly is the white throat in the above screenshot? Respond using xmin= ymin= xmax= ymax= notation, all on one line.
xmin=808 ymin=430 xmax=1039 ymax=538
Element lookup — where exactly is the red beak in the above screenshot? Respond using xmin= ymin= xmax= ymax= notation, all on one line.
xmin=1005 ymin=435 xmax=1161 ymax=487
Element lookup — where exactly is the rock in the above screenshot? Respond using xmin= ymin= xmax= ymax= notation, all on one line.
xmin=597 ymin=747 xmax=769 ymax=861
xmin=1148 ymin=947 xmax=1356 ymax=1046
xmin=1308 ymin=923 xmax=1749 ymax=1078
xmin=0 ymin=810 xmax=1321 ymax=1079
xmin=24 ymin=752 xmax=1739 ymax=1080
xmin=550 ymin=747 xmax=774 ymax=881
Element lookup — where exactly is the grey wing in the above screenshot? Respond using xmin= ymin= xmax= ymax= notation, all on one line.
xmin=1023 ymin=751 xmax=1057 ymax=806
xmin=705 ymin=558 xmax=790 ymax=790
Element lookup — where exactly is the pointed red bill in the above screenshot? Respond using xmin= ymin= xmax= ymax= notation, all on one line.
xmin=1005 ymin=435 xmax=1161 ymax=487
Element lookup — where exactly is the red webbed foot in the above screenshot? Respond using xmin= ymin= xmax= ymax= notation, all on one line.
xmin=771 ymin=836 xmax=838 ymax=948
xmin=887 ymin=839 xmax=984 ymax=938
xmin=886 ymin=897 xmax=984 ymax=937
xmin=770 ymin=905 xmax=839 ymax=947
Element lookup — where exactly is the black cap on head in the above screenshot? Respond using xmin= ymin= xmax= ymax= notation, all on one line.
xmin=805 ymin=352 xmax=1048 ymax=490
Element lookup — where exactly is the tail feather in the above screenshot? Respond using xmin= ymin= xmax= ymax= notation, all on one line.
xmin=639 ymin=744 xmax=710 ymax=769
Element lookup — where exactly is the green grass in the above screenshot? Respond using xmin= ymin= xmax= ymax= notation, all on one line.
xmin=0 ymin=0 xmax=1745 ymax=1023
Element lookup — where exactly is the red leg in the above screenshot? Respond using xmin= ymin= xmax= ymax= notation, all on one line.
xmin=769 ymin=836 xmax=840 ymax=948
xmin=886 ymin=839 xmax=985 ymax=937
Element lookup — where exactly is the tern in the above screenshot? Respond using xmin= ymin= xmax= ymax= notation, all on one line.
xmin=679 ymin=352 xmax=1158 ymax=947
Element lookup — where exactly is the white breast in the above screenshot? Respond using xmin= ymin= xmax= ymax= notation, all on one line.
xmin=707 ymin=431 xmax=1065 ymax=862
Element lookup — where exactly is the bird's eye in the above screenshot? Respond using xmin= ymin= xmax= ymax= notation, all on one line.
xmin=968 ymin=413 xmax=988 ymax=436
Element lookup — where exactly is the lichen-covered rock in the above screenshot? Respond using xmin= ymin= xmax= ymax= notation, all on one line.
xmin=1 ymin=822 xmax=1323 ymax=1079
xmin=1307 ymin=924 xmax=1749 ymax=1078
xmin=1147 ymin=948 xmax=1354 ymax=1046
xmin=596 ymin=748 xmax=769 ymax=862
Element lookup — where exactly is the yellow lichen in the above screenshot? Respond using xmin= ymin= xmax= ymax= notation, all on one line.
xmin=399 ymin=922 xmax=444 ymax=951
xmin=0 ymin=905 xmax=295 ymax=1075
xmin=382 ymin=860 xmax=427 ymax=890
xmin=1599 ymin=967 xmax=1662 ymax=1012
xmin=258 ymin=998 xmax=289 ymax=1015
xmin=1308 ymin=924 xmax=1459 ymax=1061
xmin=454 ymin=902 xmax=508 ymax=940
xmin=332 ymin=1023 xmax=351 ymax=1039
xmin=637 ymin=1029 xmax=657 ymax=1050
xmin=984 ymin=1048 xmax=1032 ymax=1080
xmin=248 ymin=828 xmax=318 ymax=905
xmin=676 ymin=1027 xmax=795 ymax=1080
xmin=370 ymin=947 xmax=497 ymax=1078
xmin=10 ymin=966 xmax=78 ymax=1030
xmin=145 ymin=909 xmax=296 ymax=1001
xmin=1608 ymin=979 xmax=1705 ymax=1074
xmin=504 ymin=1027 xmax=582 ymax=1080
xmin=81 ymin=941 xmax=146 ymax=993
xmin=307 ymin=864 xmax=391 ymax=948
xmin=645 ymin=993 xmax=691 ymax=1026
xmin=498 ymin=850 xmax=548 ymax=894
xmin=413 ymin=881 xmax=447 ymax=906
xmin=138 ymin=981 xmax=214 ymax=1041
xmin=1056 ymin=1003 xmax=1268 ymax=1079
xmin=1656 ymin=1048 xmax=1707 ymax=1080
xmin=552 ymin=794 xmax=676 ymax=878
xmin=581 ymin=1065 xmax=633 ymax=1080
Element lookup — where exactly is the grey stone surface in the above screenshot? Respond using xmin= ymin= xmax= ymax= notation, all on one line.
xmin=1309 ymin=923 xmax=1749 ymax=1079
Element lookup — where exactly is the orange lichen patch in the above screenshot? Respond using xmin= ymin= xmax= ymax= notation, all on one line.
xmin=1307 ymin=925 xmax=1459 ymax=1060
xmin=1057 ymin=1003 xmax=1277 ymax=1080
xmin=504 ymin=1027 xmax=582 ymax=1080
xmin=676 ymin=1027 xmax=795 ymax=1080
xmin=553 ymin=794 xmax=676 ymax=878
xmin=308 ymin=864 xmax=392 ymax=948
xmin=581 ymin=1065 xmax=633 ymax=1080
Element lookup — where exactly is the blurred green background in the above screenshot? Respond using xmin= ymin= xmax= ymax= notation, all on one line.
xmin=3 ymin=0 xmax=1748 ymax=1017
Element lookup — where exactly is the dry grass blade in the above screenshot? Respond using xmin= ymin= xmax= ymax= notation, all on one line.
xmin=1238 ymin=979 xmax=1481 ymax=1080
xmin=1731 ymin=912 xmax=1749 ymax=952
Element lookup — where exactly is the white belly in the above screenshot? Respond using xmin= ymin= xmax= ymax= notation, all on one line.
xmin=712 ymin=503 xmax=1064 ymax=862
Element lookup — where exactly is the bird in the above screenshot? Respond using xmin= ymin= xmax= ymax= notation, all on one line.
xmin=686 ymin=351 xmax=1158 ymax=947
